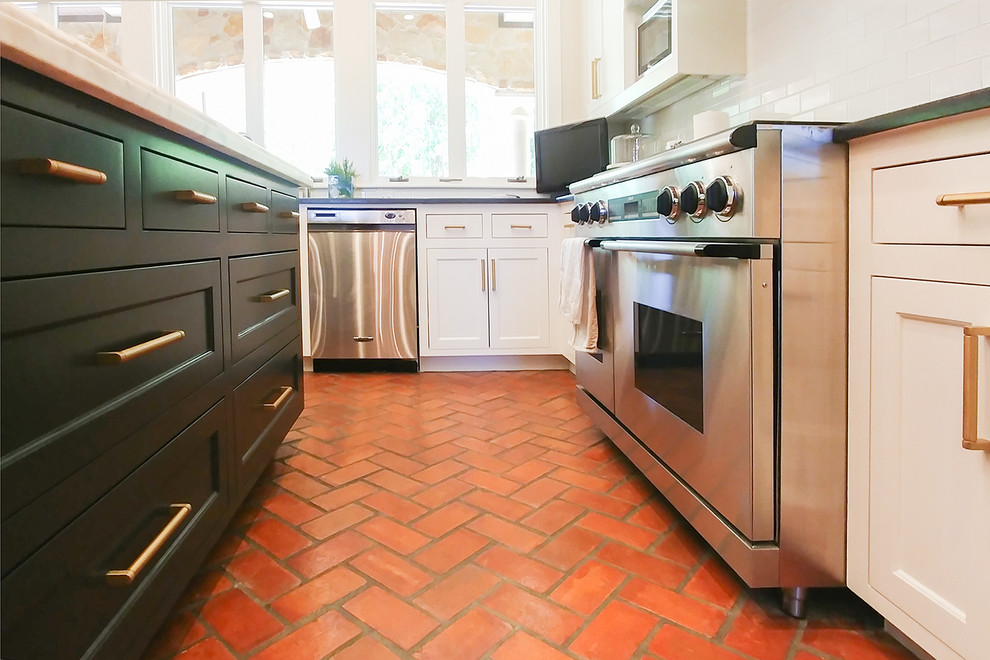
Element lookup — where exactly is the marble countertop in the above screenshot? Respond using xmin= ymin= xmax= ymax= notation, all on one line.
xmin=0 ymin=5 xmax=312 ymax=187
xmin=833 ymin=88 xmax=990 ymax=142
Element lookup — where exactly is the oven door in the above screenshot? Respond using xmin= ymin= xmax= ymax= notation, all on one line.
xmin=575 ymin=246 xmax=615 ymax=411
xmin=606 ymin=239 xmax=776 ymax=542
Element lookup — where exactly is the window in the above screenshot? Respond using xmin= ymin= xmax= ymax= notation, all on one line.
xmin=375 ymin=6 xmax=448 ymax=178
xmin=464 ymin=9 xmax=535 ymax=178
xmin=172 ymin=5 xmax=247 ymax=133
xmin=374 ymin=2 xmax=535 ymax=182
xmin=262 ymin=6 xmax=335 ymax=174
xmin=55 ymin=3 xmax=123 ymax=64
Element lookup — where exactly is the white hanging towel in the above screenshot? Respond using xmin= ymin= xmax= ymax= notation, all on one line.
xmin=558 ymin=237 xmax=598 ymax=352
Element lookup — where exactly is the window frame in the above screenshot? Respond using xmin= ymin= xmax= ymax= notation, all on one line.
xmin=27 ymin=0 xmax=556 ymax=189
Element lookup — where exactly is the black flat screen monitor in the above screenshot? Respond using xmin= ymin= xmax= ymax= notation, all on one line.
xmin=534 ymin=118 xmax=609 ymax=195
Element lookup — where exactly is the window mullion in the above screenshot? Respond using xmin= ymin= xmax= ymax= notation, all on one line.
xmin=243 ymin=1 xmax=265 ymax=144
xmin=447 ymin=0 xmax=466 ymax=179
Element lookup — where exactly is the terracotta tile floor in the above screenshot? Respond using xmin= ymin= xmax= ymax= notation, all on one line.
xmin=144 ymin=370 xmax=917 ymax=660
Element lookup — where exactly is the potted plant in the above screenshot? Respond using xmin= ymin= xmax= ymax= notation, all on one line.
xmin=324 ymin=158 xmax=358 ymax=198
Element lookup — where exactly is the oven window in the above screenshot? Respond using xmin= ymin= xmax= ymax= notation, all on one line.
xmin=634 ymin=303 xmax=704 ymax=432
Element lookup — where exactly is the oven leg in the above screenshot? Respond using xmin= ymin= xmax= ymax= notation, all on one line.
xmin=781 ymin=587 xmax=808 ymax=618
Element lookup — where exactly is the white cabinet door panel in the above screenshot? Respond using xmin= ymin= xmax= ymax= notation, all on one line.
xmin=488 ymin=248 xmax=549 ymax=350
xmin=870 ymin=276 xmax=990 ymax=660
xmin=426 ymin=249 xmax=489 ymax=350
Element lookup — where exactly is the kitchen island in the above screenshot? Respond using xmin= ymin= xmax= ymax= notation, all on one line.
xmin=1 ymin=7 xmax=310 ymax=659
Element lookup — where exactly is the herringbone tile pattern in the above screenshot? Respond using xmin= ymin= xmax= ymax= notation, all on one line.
xmin=144 ymin=371 xmax=915 ymax=660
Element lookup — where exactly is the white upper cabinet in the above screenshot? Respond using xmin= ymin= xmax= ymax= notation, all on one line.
xmin=578 ymin=0 xmax=747 ymax=121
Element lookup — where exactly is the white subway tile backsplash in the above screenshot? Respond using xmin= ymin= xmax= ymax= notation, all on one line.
xmin=801 ymin=83 xmax=832 ymax=112
xmin=773 ymin=95 xmax=802 ymax=115
xmin=884 ymin=17 xmax=930 ymax=57
xmin=814 ymin=100 xmax=850 ymax=121
xmin=646 ymin=0 xmax=990 ymax=139
xmin=868 ymin=56 xmax=909 ymax=93
xmin=906 ymin=0 xmax=963 ymax=22
xmin=929 ymin=0 xmax=980 ymax=41
xmin=954 ymin=22 xmax=990 ymax=62
xmin=886 ymin=74 xmax=933 ymax=108
xmin=907 ymin=37 xmax=957 ymax=76
xmin=930 ymin=58 xmax=984 ymax=97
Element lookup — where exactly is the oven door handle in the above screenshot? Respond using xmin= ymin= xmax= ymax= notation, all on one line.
xmin=598 ymin=240 xmax=770 ymax=259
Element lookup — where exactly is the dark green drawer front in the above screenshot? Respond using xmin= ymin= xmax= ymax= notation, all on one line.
xmin=0 ymin=104 xmax=125 ymax=229
xmin=0 ymin=261 xmax=223 ymax=520
xmin=227 ymin=176 xmax=270 ymax=233
xmin=0 ymin=401 xmax=228 ymax=660
xmin=272 ymin=189 xmax=300 ymax=234
xmin=229 ymin=251 xmax=299 ymax=362
xmin=234 ymin=338 xmax=302 ymax=488
xmin=141 ymin=149 xmax=219 ymax=231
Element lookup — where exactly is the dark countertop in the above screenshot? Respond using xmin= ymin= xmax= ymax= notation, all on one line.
xmin=300 ymin=195 xmax=561 ymax=205
xmin=833 ymin=88 xmax=990 ymax=142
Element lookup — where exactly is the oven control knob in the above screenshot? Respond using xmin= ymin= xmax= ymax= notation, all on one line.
xmin=657 ymin=186 xmax=680 ymax=223
xmin=706 ymin=176 xmax=741 ymax=221
xmin=680 ymin=181 xmax=707 ymax=220
xmin=590 ymin=200 xmax=608 ymax=224
xmin=570 ymin=205 xmax=582 ymax=224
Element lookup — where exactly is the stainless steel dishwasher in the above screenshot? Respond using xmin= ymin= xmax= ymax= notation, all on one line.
xmin=306 ymin=207 xmax=417 ymax=371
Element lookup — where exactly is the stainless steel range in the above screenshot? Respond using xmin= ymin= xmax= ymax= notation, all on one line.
xmin=570 ymin=123 xmax=847 ymax=616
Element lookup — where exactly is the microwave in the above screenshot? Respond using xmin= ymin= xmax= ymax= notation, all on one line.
xmin=638 ymin=0 xmax=672 ymax=75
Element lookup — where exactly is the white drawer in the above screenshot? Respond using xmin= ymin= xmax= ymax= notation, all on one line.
xmin=873 ymin=152 xmax=990 ymax=246
xmin=492 ymin=213 xmax=548 ymax=238
xmin=425 ymin=214 xmax=483 ymax=239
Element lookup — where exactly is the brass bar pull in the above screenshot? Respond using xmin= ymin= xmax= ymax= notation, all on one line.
xmin=962 ymin=326 xmax=990 ymax=452
xmin=936 ymin=192 xmax=990 ymax=206
xmin=445 ymin=225 xmax=467 ymax=230
xmin=241 ymin=201 xmax=270 ymax=213
xmin=481 ymin=259 xmax=486 ymax=292
xmin=174 ymin=190 xmax=217 ymax=204
xmin=353 ymin=336 xmax=374 ymax=342
xmin=97 ymin=330 xmax=185 ymax=365
xmin=510 ymin=224 xmax=533 ymax=229
xmin=106 ymin=503 xmax=192 ymax=586
xmin=262 ymin=386 xmax=293 ymax=410
xmin=258 ymin=289 xmax=290 ymax=302
xmin=591 ymin=58 xmax=602 ymax=99
xmin=491 ymin=259 xmax=497 ymax=292
xmin=19 ymin=158 xmax=108 ymax=185
xmin=278 ymin=210 xmax=300 ymax=219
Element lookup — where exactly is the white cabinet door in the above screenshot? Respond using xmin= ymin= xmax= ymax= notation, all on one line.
xmin=869 ymin=276 xmax=990 ymax=660
xmin=582 ymin=0 xmax=627 ymax=118
xmin=488 ymin=247 xmax=549 ymax=350
xmin=426 ymin=248 xmax=489 ymax=350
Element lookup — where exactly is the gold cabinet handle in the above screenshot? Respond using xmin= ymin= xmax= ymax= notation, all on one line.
xmin=591 ymin=57 xmax=602 ymax=100
xmin=278 ymin=210 xmax=300 ymax=219
xmin=963 ymin=326 xmax=990 ymax=452
xmin=491 ymin=258 xmax=497 ymax=292
xmin=97 ymin=330 xmax=186 ymax=365
xmin=936 ymin=192 xmax=990 ymax=207
xmin=174 ymin=190 xmax=217 ymax=204
xmin=258 ymin=288 xmax=290 ymax=302
xmin=241 ymin=201 xmax=270 ymax=213
xmin=481 ymin=259 xmax=486 ymax=292
xmin=510 ymin=224 xmax=533 ymax=229
xmin=106 ymin=503 xmax=192 ymax=586
xmin=353 ymin=336 xmax=374 ymax=342
xmin=444 ymin=224 xmax=466 ymax=230
xmin=19 ymin=158 xmax=108 ymax=185
xmin=262 ymin=386 xmax=293 ymax=410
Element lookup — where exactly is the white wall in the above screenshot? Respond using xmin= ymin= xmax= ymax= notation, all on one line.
xmin=639 ymin=0 xmax=990 ymax=144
